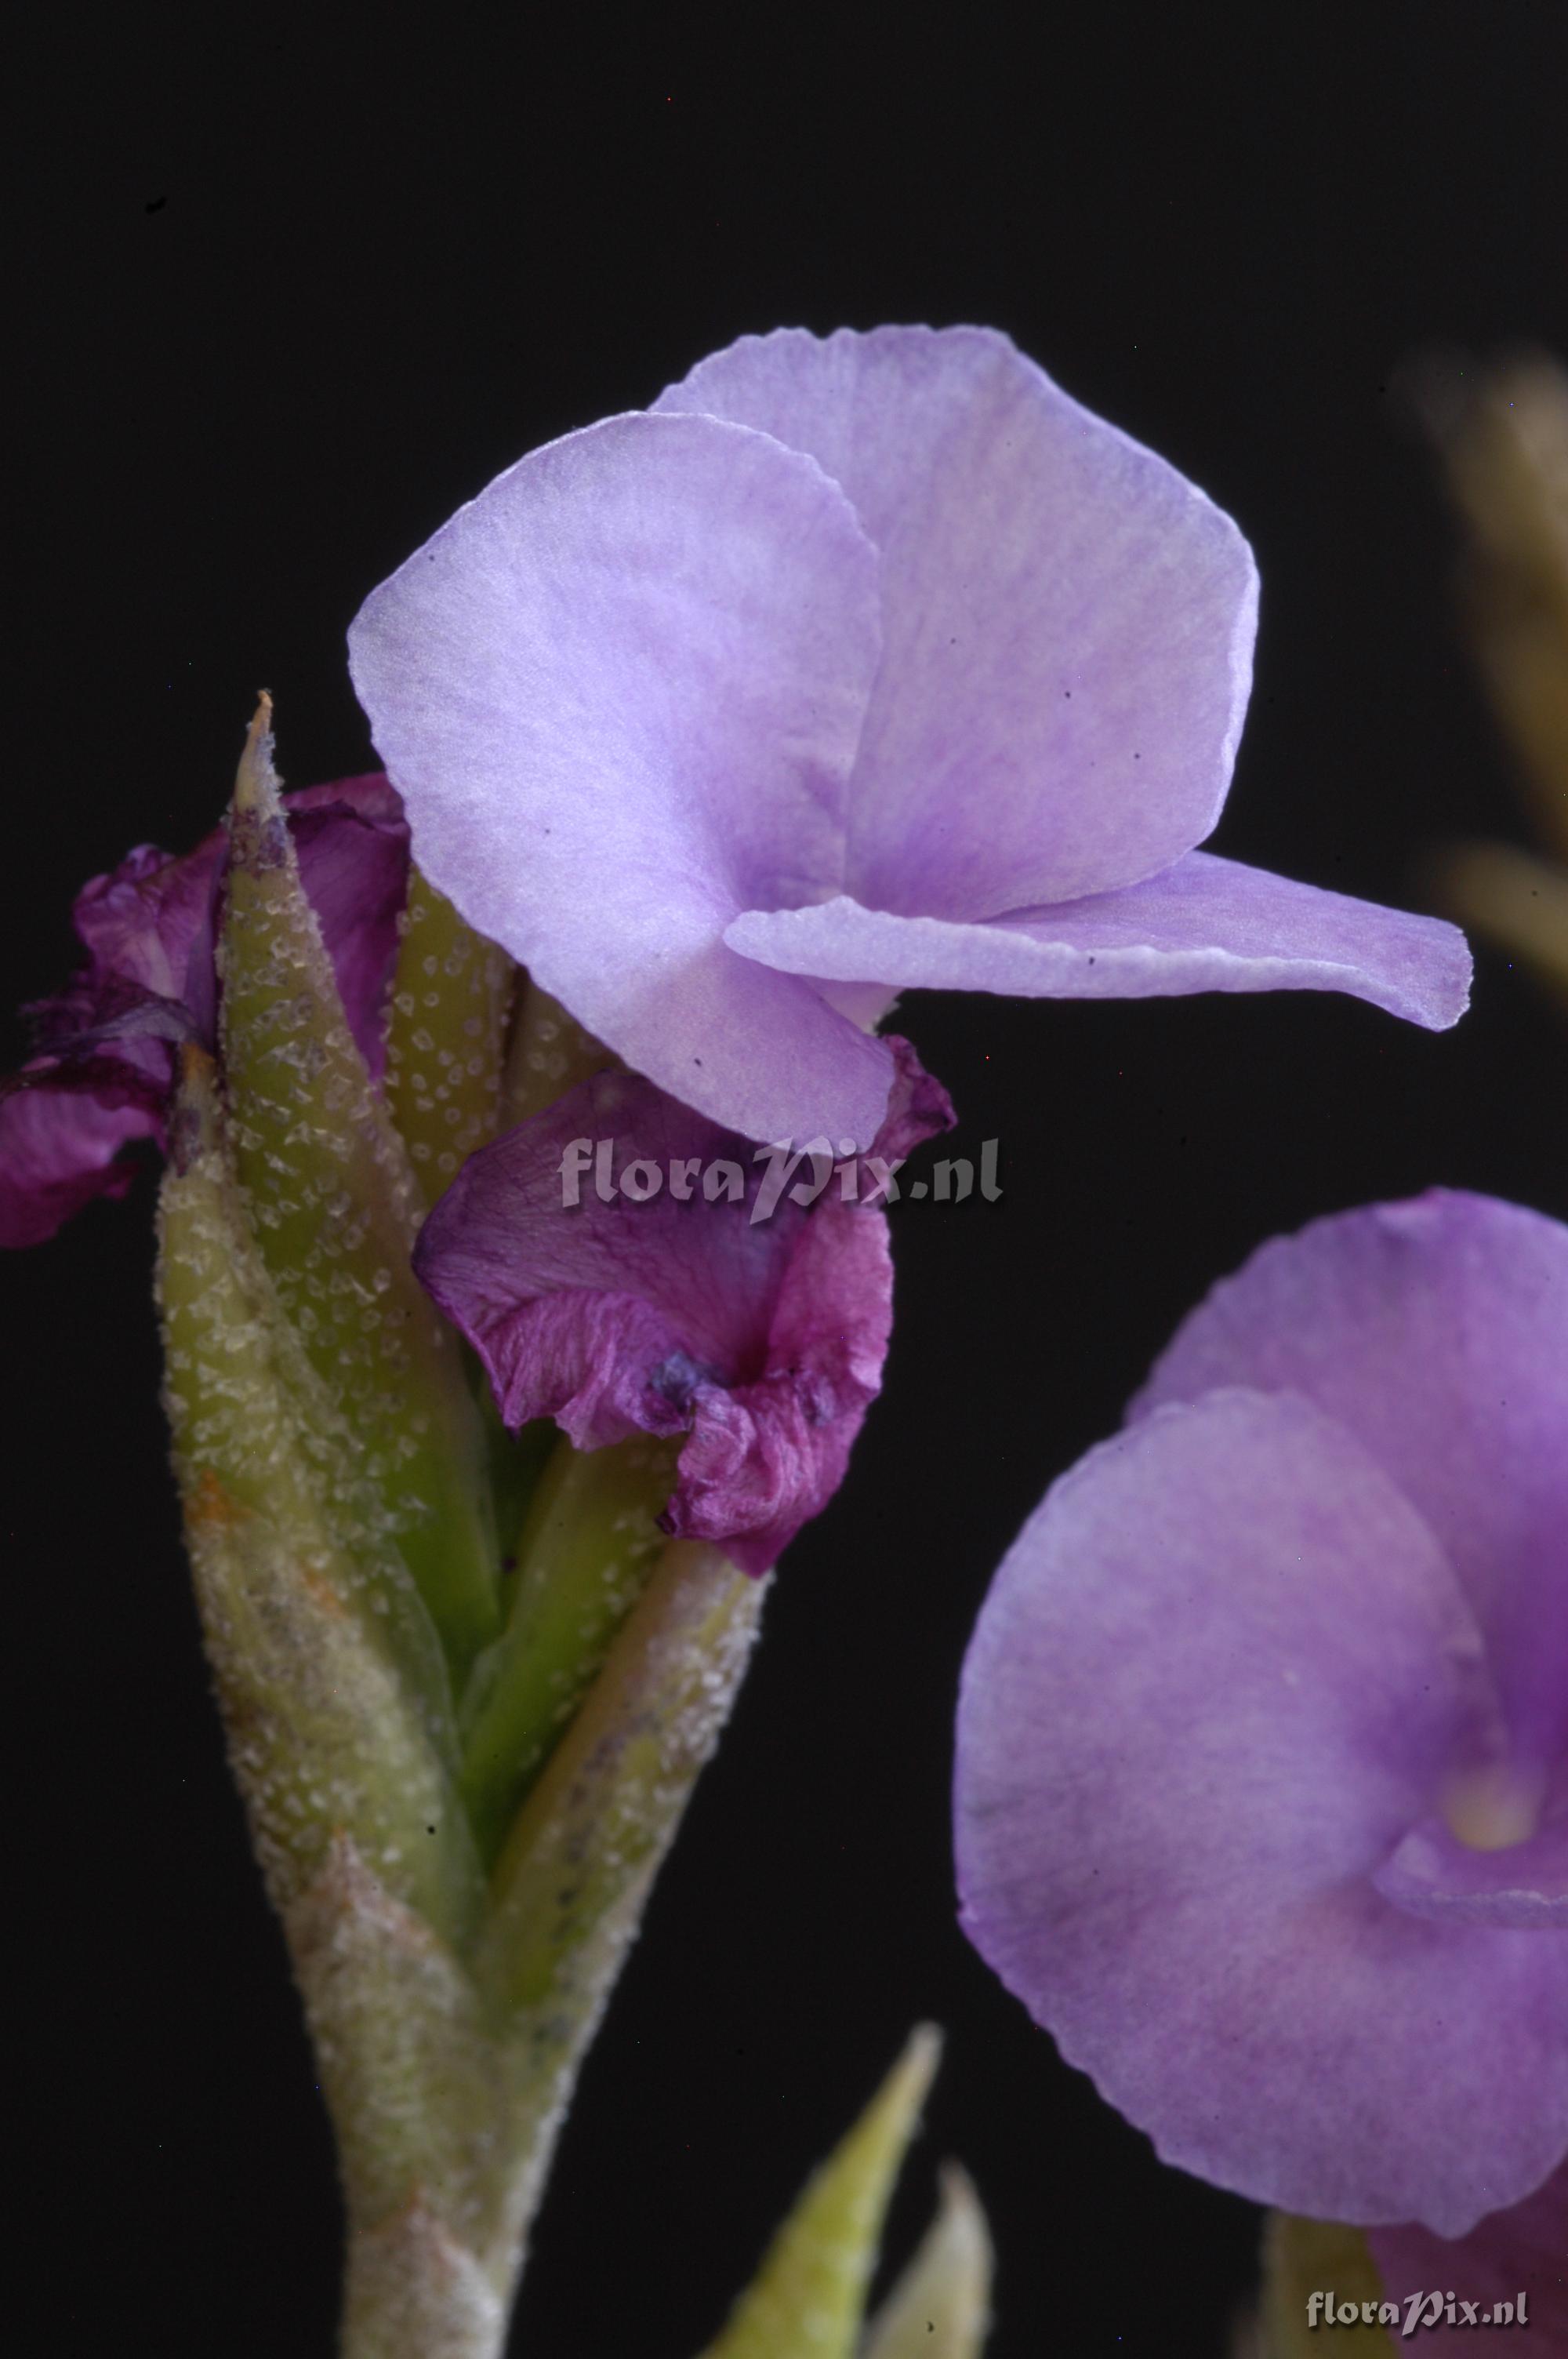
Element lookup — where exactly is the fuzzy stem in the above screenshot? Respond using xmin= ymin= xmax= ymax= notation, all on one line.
xmin=340 ymin=2206 xmax=507 ymax=2359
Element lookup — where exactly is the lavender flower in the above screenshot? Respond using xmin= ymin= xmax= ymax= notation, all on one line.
xmin=0 ymin=776 xmax=408 ymax=1245
xmin=348 ymin=325 xmax=1471 ymax=1151
xmin=414 ymin=1046 xmax=952 ymax=1573
xmin=953 ymin=1191 xmax=1568 ymax=2236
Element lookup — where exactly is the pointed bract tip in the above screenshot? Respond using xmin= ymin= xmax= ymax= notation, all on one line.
xmin=898 ymin=2022 xmax=945 ymax=2100
xmin=861 ymin=2023 xmax=944 ymax=2155
xmin=231 ymin=691 xmax=281 ymax=819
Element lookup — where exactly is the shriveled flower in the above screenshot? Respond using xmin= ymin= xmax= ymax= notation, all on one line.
xmin=349 ymin=324 xmax=1471 ymax=1151
xmin=1370 ymin=2157 xmax=1568 ymax=2343
xmin=953 ymin=1190 xmax=1568 ymax=2235
xmin=0 ymin=776 xmax=408 ymax=1245
xmin=414 ymin=1047 xmax=952 ymax=1572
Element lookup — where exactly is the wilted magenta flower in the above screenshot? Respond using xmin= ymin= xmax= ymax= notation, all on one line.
xmin=414 ymin=1046 xmax=951 ymax=1571
xmin=1370 ymin=2157 xmax=1567 ymax=2343
xmin=349 ymin=324 xmax=1471 ymax=1151
xmin=0 ymin=777 xmax=408 ymax=1245
xmin=953 ymin=1191 xmax=1568 ymax=2235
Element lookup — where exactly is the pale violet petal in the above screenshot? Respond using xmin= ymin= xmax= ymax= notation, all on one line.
xmin=349 ymin=410 xmax=896 ymax=1149
xmin=658 ymin=325 xmax=1257 ymax=915
xmin=953 ymin=1387 xmax=1568 ymax=2234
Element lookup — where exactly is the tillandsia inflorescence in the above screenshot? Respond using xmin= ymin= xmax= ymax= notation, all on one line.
xmin=2 ymin=324 xmax=1504 ymax=2356
xmin=1 ymin=698 xmax=965 ymax=2357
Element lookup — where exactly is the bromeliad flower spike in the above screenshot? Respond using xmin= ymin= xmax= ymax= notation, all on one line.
xmin=0 ymin=331 xmax=1493 ymax=2357
xmin=1 ymin=699 xmax=974 ymax=2358
xmin=349 ymin=323 xmax=1471 ymax=1151
xmin=954 ymin=1194 xmax=1568 ymax=2276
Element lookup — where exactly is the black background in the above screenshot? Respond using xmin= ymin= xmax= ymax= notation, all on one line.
xmin=9 ymin=5 xmax=1568 ymax=2354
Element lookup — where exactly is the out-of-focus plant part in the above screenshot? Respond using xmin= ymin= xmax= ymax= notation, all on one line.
xmin=860 ymin=2165 xmax=993 ymax=2359
xmin=1417 ymin=351 xmax=1568 ymax=999
xmin=694 ymin=2027 xmax=992 ymax=2359
xmin=1240 ymin=2215 xmax=1393 ymax=2357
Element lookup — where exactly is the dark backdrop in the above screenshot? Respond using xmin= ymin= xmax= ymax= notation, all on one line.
xmin=9 ymin=6 xmax=1568 ymax=2354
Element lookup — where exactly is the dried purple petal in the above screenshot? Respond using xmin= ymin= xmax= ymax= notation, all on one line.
xmin=415 ymin=1049 xmax=951 ymax=1571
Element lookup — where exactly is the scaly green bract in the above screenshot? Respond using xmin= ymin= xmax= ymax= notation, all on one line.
xmin=217 ymin=707 xmax=499 ymax=1674
xmin=156 ymin=1048 xmax=481 ymax=1947
xmin=384 ymin=865 xmax=515 ymax=1207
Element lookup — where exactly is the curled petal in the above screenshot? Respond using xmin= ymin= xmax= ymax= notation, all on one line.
xmin=659 ymin=325 xmax=1258 ymax=916
xmin=2 ymin=775 xmax=409 ymax=1245
xmin=953 ymin=1386 xmax=1568 ymax=2234
xmin=1374 ymin=1813 xmax=1568 ymax=1931
xmin=726 ymin=850 xmax=1471 ymax=1031
xmin=0 ymin=1063 xmax=163 ymax=1246
xmin=666 ymin=1198 xmax=893 ymax=1574
xmin=43 ymin=840 xmax=223 ymax=1045
xmin=414 ymin=1061 xmax=939 ymax=1569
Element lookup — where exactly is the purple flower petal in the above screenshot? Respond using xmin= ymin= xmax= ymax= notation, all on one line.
xmin=281 ymin=774 xmax=412 ymax=1081
xmin=2 ymin=774 xmax=410 ymax=1245
xmin=414 ymin=1054 xmax=948 ymax=1572
xmin=1131 ymin=1192 xmax=1568 ymax=1764
xmin=1370 ymin=2161 xmax=1568 ymax=2343
xmin=657 ymin=326 xmax=1257 ymax=918
xmin=47 ymin=840 xmax=224 ymax=1047
xmin=351 ymin=325 xmax=1468 ymax=1144
xmin=725 ymin=849 xmax=1470 ymax=1030
xmin=349 ymin=411 xmax=896 ymax=1151
xmin=0 ymin=1063 xmax=163 ymax=1246
xmin=954 ymin=1386 xmax=1568 ymax=2232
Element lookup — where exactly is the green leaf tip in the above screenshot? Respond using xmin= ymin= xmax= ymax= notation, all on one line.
xmin=695 ymin=2026 xmax=943 ymax=2359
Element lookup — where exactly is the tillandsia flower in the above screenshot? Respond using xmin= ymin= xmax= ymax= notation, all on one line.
xmin=953 ymin=1191 xmax=1568 ymax=2239
xmin=414 ymin=1043 xmax=953 ymax=1575
xmin=347 ymin=323 xmax=1472 ymax=1152
xmin=0 ymin=774 xmax=408 ymax=1245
